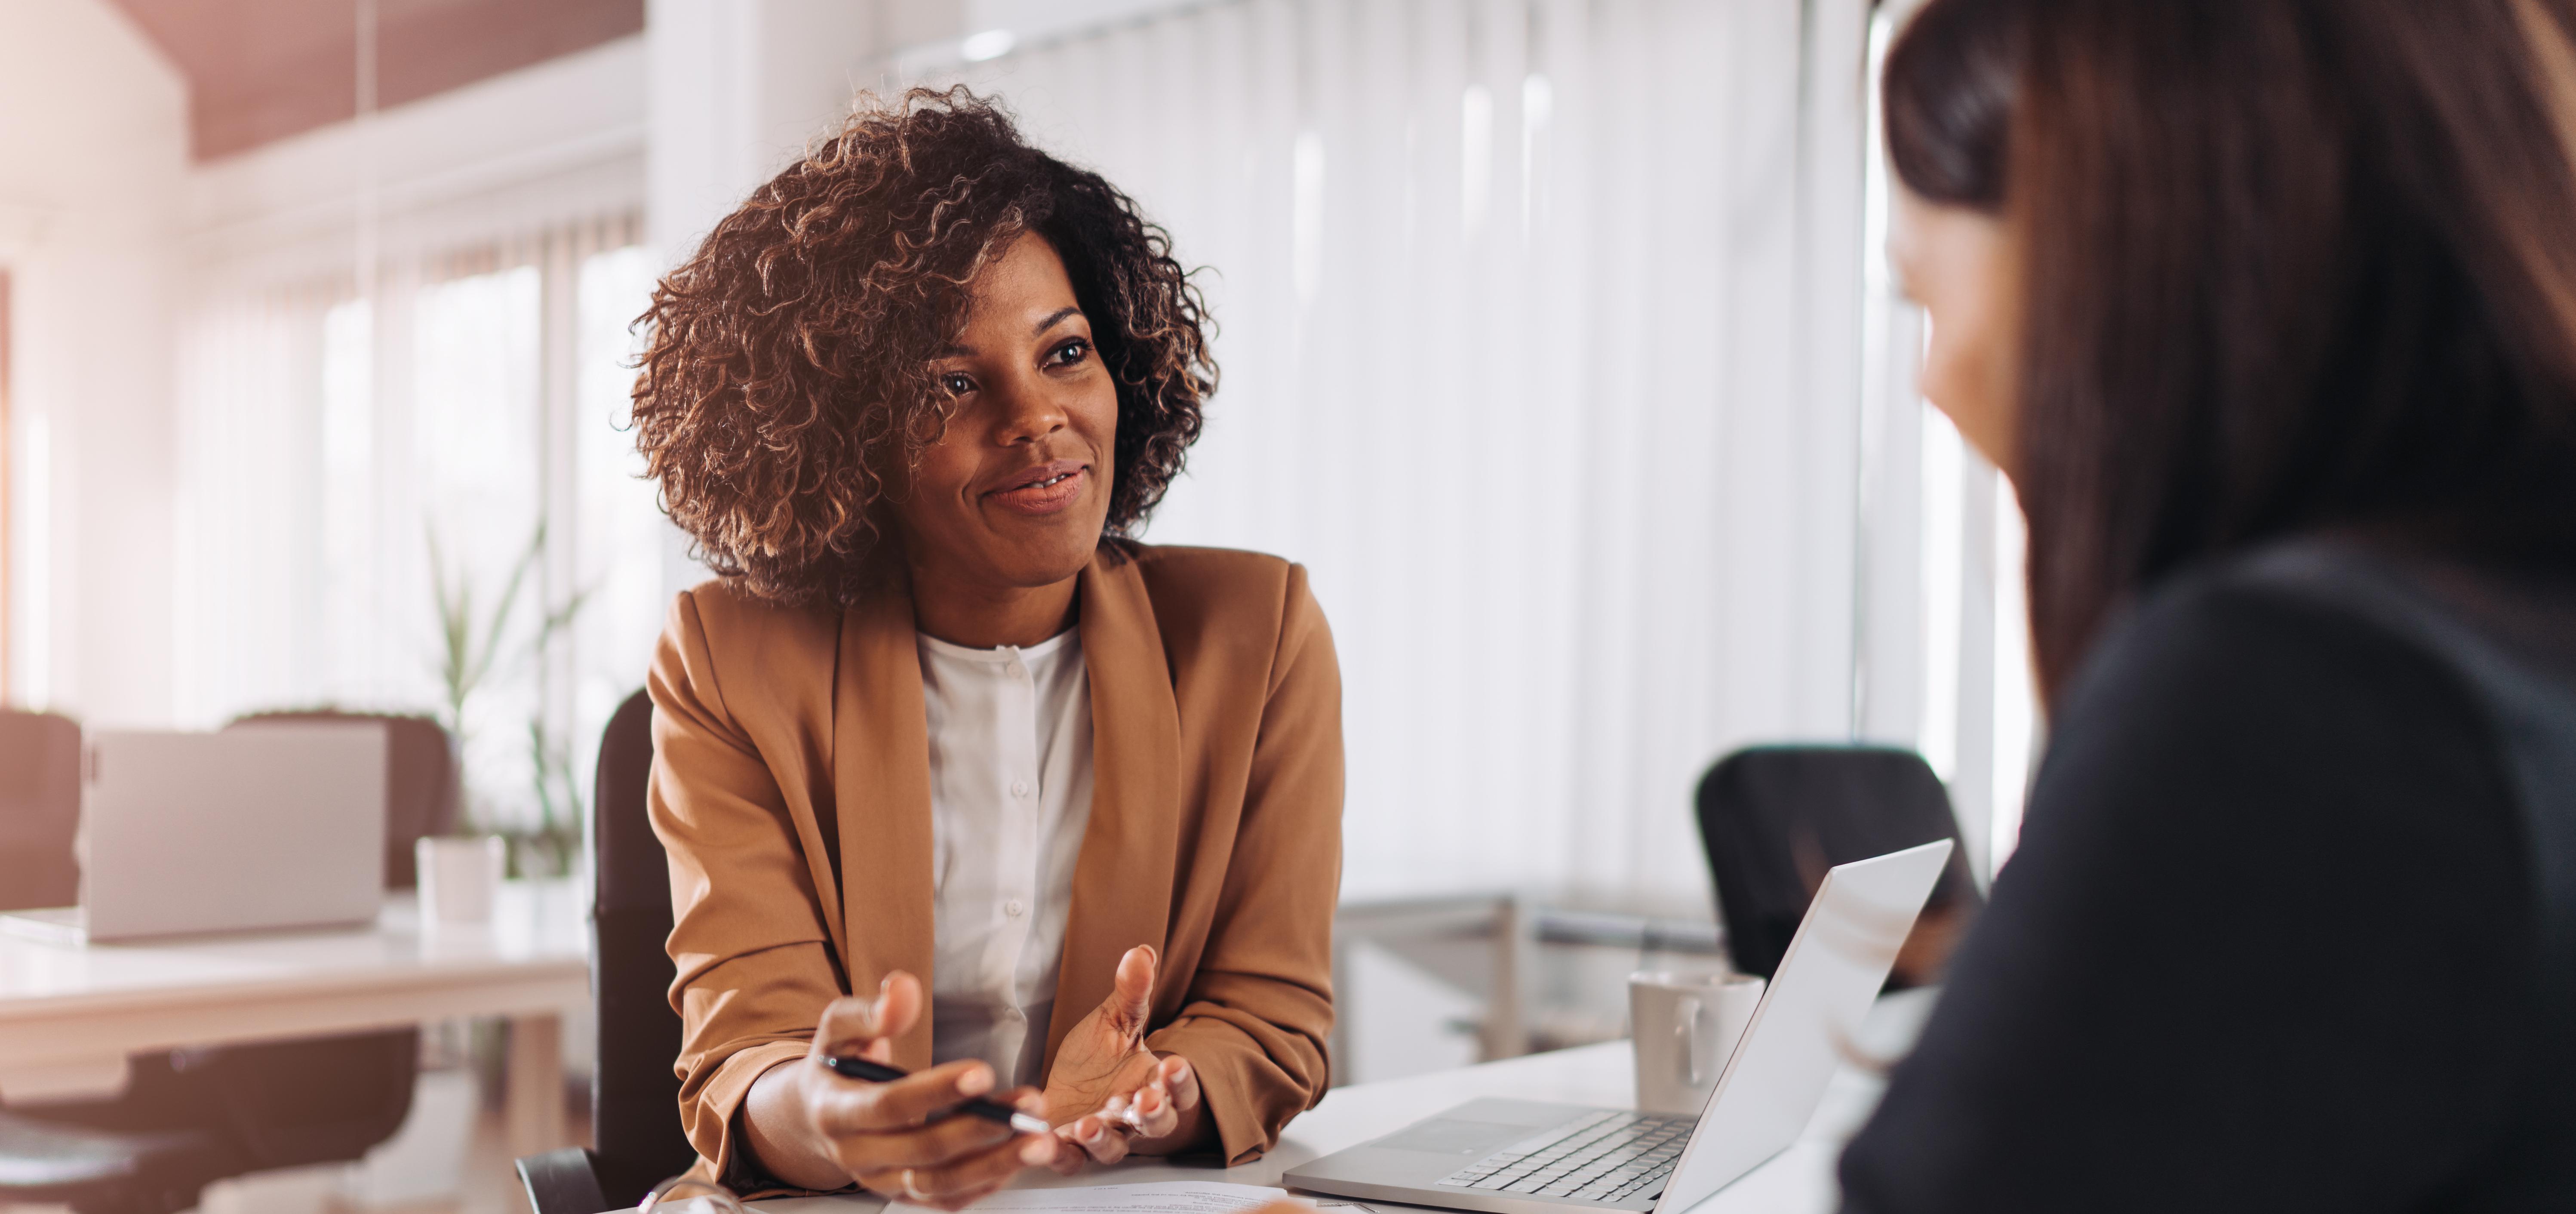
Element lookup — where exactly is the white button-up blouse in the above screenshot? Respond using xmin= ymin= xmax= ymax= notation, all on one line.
xmin=916 ymin=627 xmax=1097 ymax=1089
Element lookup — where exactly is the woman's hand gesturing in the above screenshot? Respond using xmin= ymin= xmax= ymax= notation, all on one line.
xmin=1042 ymin=946 xmax=1210 ymax=1165
xmin=741 ymin=971 xmax=1064 ymax=1208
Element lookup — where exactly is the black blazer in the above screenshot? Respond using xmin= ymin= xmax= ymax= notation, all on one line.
xmin=1840 ymin=538 xmax=2576 ymax=1213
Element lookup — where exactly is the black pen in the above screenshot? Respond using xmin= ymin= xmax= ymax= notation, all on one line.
xmin=815 ymin=1054 xmax=1054 ymax=1134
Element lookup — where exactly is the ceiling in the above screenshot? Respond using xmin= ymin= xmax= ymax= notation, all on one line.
xmin=108 ymin=0 xmax=644 ymax=161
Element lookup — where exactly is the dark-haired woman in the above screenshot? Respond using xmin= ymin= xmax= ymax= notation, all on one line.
xmin=633 ymin=89 xmax=1340 ymax=1208
xmin=1840 ymin=0 xmax=2576 ymax=1209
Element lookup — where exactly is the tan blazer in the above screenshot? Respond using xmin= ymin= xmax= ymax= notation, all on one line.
xmin=646 ymin=544 xmax=1343 ymax=1180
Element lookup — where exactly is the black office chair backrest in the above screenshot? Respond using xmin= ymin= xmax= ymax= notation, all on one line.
xmin=228 ymin=711 xmax=460 ymax=888
xmin=590 ymin=688 xmax=696 ymax=1206
xmin=0 ymin=710 xmax=81 ymax=912
xmin=1694 ymin=745 xmax=1985 ymax=981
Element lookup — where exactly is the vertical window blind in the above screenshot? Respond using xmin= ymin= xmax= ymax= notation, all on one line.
xmin=172 ymin=216 xmax=664 ymax=847
xmin=912 ymin=0 xmax=1923 ymax=907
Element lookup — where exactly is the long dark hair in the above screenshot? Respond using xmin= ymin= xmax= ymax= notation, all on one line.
xmin=1885 ymin=0 xmax=2576 ymax=699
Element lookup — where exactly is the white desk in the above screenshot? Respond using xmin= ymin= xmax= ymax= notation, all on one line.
xmin=748 ymin=990 xmax=1937 ymax=1214
xmin=0 ymin=880 xmax=589 ymax=1156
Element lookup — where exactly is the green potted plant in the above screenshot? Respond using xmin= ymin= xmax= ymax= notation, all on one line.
xmin=429 ymin=520 xmax=591 ymax=881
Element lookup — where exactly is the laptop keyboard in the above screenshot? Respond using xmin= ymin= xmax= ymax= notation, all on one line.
xmin=1435 ymin=1109 xmax=1694 ymax=1205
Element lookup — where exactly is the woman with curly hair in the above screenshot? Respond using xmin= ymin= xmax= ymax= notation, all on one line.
xmin=634 ymin=88 xmax=1341 ymax=1206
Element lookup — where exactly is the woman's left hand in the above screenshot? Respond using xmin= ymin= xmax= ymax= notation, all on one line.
xmin=1042 ymin=945 xmax=1209 ymax=1167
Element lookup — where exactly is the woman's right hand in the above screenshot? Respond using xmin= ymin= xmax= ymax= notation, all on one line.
xmin=743 ymin=971 xmax=1066 ymax=1208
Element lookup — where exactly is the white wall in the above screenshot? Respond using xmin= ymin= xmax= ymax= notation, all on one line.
xmin=645 ymin=0 xmax=891 ymax=263
xmin=961 ymin=0 xmax=1193 ymax=46
xmin=0 ymin=0 xmax=185 ymax=726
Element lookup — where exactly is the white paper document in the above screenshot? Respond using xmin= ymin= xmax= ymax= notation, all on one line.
xmin=883 ymin=1180 xmax=1377 ymax=1214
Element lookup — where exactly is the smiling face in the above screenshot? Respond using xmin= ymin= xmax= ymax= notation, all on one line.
xmin=888 ymin=231 xmax=1120 ymax=607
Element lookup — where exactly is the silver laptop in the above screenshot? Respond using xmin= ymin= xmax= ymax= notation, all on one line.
xmin=0 ymin=726 xmax=388 ymax=943
xmin=1285 ymin=840 xmax=1952 ymax=1214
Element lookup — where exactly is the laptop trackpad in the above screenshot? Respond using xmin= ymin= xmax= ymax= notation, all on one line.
xmin=1373 ymin=1119 xmax=1527 ymax=1156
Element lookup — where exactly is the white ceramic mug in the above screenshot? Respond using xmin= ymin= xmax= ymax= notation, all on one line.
xmin=416 ymin=835 xmax=505 ymax=927
xmin=1629 ymin=970 xmax=1766 ymax=1115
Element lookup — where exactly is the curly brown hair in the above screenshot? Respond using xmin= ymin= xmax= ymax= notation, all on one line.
xmin=631 ymin=86 xmax=1214 ymax=607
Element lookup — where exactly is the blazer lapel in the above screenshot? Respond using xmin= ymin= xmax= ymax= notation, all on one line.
xmin=831 ymin=582 xmax=941 ymax=1069
xmin=1043 ymin=551 xmax=1185 ymax=1068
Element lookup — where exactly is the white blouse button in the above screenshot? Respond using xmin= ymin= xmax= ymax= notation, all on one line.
xmin=1006 ymin=661 xmax=1026 ymax=678
xmin=1005 ymin=899 xmax=1027 ymax=918
xmin=1011 ymin=780 xmax=1030 ymax=798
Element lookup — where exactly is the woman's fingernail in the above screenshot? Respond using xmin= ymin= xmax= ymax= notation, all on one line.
xmin=1023 ymin=1139 xmax=1054 ymax=1165
xmin=958 ymin=1066 xmax=993 ymax=1095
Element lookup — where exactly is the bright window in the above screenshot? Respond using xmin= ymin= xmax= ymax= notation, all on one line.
xmin=174 ymin=220 xmax=670 ymax=860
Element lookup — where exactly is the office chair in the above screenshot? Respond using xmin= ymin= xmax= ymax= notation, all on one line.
xmin=0 ymin=713 xmax=441 ymax=1214
xmin=228 ymin=710 xmax=461 ymax=887
xmin=0 ymin=709 xmax=81 ymax=911
xmin=1694 ymin=745 xmax=1985 ymax=989
xmin=517 ymin=687 xmax=699 ymax=1214
xmin=0 ymin=1029 xmax=421 ymax=1214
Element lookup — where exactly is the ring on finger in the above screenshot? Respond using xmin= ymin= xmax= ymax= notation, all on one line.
xmin=901 ymin=1168 xmax=928 ymax=1201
